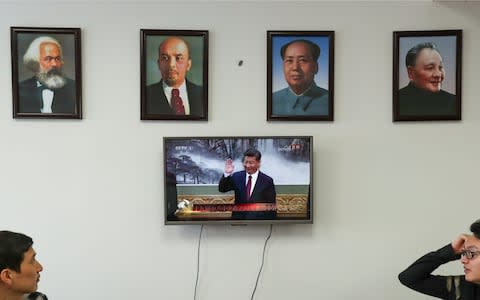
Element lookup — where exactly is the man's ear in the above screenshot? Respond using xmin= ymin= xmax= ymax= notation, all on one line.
xmin=407 ymin=66 xmax=415 ymax=81
xmin=0 ymin=268 xmax=14 ymax=286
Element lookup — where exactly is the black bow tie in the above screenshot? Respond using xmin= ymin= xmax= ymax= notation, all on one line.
xmin=38 ymin=85 xmax=53 ymax=91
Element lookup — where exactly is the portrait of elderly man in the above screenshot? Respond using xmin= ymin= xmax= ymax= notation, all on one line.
xmin=272 ymin=38 xmax=329 ymax=116
xmin=145 ymin=36 xmax=204 ymax=117
xmin=17 ymin=36 xmax=76 ymax=114
xmin=398 ymin=42 xmax=457 ymax=116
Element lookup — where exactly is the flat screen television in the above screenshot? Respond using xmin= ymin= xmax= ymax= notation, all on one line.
xmin=164 ymin=136 xmax=313 ymax=225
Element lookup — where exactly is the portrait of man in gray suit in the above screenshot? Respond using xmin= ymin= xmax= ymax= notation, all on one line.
xmin=268 ymin=32 xmax=334 ymax=121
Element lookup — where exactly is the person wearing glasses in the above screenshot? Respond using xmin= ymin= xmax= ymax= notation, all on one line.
xmin=18 ymin=36 xmax=76 ymax=114
xmin=399 ymin=219 xmax=480 ymax=299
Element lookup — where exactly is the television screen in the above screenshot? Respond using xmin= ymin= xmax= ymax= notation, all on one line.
xmin=164 ymin=136 xmax=313 ymax=224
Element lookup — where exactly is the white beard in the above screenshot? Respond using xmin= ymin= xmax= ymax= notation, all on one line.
xmin=37 ymin=70 xmax=66 ymax=89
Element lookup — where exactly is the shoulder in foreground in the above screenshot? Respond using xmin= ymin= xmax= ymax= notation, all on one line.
xmin=25 ymin=292 xmax=48 ymax=300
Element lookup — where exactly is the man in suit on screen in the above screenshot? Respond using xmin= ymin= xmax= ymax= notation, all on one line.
xmin=218 ymin=149 xmax=276 ymax=220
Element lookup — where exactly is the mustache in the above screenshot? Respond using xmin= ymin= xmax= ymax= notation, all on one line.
xmin=46 ymin=68 xmax=63 ymax=76
xmin=37 ymin=68 xmax=66 ymax=89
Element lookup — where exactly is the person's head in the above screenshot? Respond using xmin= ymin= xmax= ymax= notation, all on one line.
xmin=405 ymin=42 xmax=445 ymax=93
xmin=461 ymin=219 xmax=480 ymax=283
xmin=157 ymin=37 xmax=192 ymax=88
xmin=242 ymin=149 xmax=261 ymax=175
xmin=281 ymin=39 xmax=320 ymax=95
xmin=23 ymin=36 xmax=66 ymax=89
xmin=0 ymin=231 xmax=42 ymax=295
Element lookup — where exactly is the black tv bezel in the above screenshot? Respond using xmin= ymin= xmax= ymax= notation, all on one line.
xmin=163 ymin=136 xmax=313 ymax=225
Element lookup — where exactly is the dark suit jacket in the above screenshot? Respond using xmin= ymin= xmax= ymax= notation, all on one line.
xmin=145 ymin=80 xmax=204 ymax=116
xmin=399 ymin=82 xmax=457 ymax=116
xmin=18 ymin=77 xmax=76 ymax=113
xmin=218 ymin=170 xmax=276 ymax=220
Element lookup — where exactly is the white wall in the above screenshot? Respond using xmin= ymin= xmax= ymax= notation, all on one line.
xmin=1 ymin=1 xmax=479 ymax=300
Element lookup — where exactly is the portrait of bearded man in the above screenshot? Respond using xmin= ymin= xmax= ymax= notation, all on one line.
xmin=12 ymin=30 xmax=81 ymax=117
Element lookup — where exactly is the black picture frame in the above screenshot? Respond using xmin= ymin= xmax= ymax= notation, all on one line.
xmin=393 ymin=30 xmax=462 ymax=121
xmin=267 ymin=31 xmax=334 ymax=121
xmin=11 ymin=27 xmax=82 ymax=119
xmin=140 ymin=29 xmax=208 ymax=121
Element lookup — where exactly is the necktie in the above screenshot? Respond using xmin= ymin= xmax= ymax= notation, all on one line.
xmin=171 ymin=89 xmax=185 ymax=115
xmin=246 ymin=175 xmax=252 ymax=200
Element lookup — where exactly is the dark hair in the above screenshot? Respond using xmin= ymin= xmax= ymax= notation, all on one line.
xmin=243 ymin=148 xmax=261 ymax=161
xmin=405 ymin=42 xmax=440 ymax=68
xmin=0 ymin=231 xmax=33 ymax=272
xmin=470 ymin=219 xmax=480 ymax=239
xmin=280 ymin=39 xmax=321 ymax=61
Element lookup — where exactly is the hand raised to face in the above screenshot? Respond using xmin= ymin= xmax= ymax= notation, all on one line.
xmin=452 ymin=234 xmax=472 ymax=254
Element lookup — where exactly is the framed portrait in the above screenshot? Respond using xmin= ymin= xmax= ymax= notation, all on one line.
xmin=11 ymin=27 xmax=82 ymax=119
xmin=267 ymin=31 xmax=334 ymax=121
xmin=393 ymin=30 xmax=462 ymax=121
xmin=140 ymin=29 xmax=208 ymax=121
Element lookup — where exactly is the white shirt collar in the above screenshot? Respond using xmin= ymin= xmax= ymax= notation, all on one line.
xmin=37 ymin=81 xmax=54 ymax=113
xmin=246 ymin=170 xmax=259 ymax=188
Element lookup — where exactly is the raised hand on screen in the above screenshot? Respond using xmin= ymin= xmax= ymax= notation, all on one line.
xmin=224 ymin=158 xmax=234 ymax=175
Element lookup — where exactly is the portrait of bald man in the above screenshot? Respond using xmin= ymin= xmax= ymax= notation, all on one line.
xmin=11 ymin=27 xmax=82 ymax=118
xmin=141 ymin=30 xmax=208 ymax=120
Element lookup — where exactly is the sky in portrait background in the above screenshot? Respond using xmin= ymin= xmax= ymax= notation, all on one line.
xmin=398 ymin=35 xmax=457 ymax=94
xmin=145 ymin=35 xmax=204 ymax=86
xmin=272 ymin=36 xmax=330 ymax=93
xmin=16 ymin=33 xmax=76 ymax=82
